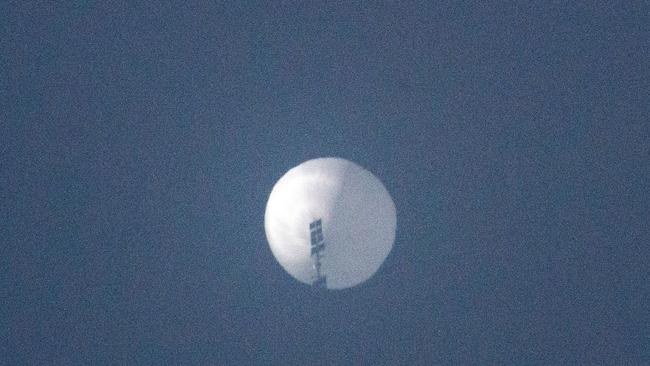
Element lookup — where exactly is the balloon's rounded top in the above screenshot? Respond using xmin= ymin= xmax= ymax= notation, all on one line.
xmin=264 ymin=157 xmax=396 ymax=289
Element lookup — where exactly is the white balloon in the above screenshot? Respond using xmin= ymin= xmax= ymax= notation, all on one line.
xmin=264 ymin=157 xmax=396 ymax=289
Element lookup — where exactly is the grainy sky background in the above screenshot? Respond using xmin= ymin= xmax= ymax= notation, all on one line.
xmin=2 ymin=2 xmax=649 ymax=365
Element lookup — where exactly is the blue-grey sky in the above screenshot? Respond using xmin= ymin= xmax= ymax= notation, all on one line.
xmin=2 ymin=2 xmax=649 ymax=365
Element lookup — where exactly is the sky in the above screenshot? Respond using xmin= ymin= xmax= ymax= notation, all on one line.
xmin=2 ymin=2 xmax=649 ymax=365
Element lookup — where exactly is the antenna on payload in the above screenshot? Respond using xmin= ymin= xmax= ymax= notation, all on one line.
xmin=309 ymin=219 xmax=327 ymax=288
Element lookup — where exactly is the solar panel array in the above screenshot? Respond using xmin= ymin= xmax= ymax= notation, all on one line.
xmin=309 ymin=219 xmax=327 ymax=288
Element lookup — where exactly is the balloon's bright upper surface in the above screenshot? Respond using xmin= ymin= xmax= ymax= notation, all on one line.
xmin=264 ymin=158 xmax=396 ymax=289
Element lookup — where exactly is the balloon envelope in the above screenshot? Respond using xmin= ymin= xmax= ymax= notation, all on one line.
xmin=264 ymin=157 xmax=396 ymax=289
